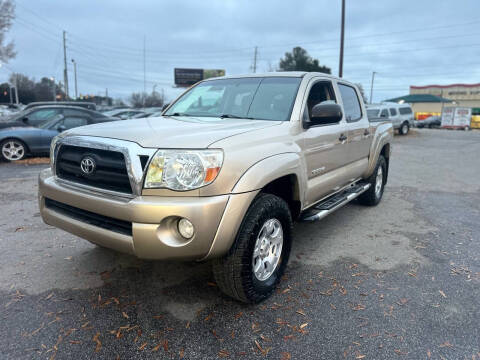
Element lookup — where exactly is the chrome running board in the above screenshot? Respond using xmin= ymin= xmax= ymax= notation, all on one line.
xmin=300 ymin=182 xmax=371 ymax=222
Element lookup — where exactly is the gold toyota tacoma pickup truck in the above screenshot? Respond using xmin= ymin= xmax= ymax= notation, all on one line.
xmin=39 ymin=72 xmax=393 ymax=303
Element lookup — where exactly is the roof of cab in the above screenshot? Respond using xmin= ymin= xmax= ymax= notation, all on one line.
xmin=205 ymin=71 xmax=344 ymax=82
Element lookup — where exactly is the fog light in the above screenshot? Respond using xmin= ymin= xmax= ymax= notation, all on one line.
xmin=178 ymin=218 xmax=194 ymax=239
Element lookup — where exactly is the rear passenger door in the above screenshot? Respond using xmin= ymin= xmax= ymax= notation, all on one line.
xmin=337 ymin=83 xmax=371 ymax=175
xmin=389 ymin=107 xmax=401 ymax=127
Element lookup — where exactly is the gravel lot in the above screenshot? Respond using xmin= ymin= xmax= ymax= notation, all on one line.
xmin=0 ymin=129 xmax=479 ymax=359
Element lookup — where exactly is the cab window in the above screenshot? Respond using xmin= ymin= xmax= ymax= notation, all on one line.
xmin=389 ymin=108 xmax=397 ymax=116
xmin=380 ymin=109 xmax=389 ymax=118
xmin=304 ymin=81 xmax=337 ymax=124
xmin=338 ymin=84 xmax=362 ymax=122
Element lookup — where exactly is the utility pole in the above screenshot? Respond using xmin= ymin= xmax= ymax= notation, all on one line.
xmin=9 ymin=86 xmax=13 ymax=104
xmin=252 ymin=46 xmax=258 ymax=73
xmin=143 ymin=36 xmax=146 ymax=94
xmin=370 ymin=71 xmax=376 ymax=104
xmin=143 ymin=35 xmax=146 ymax=107
xmin=14 ymin=74 xmax=19 ymax=104
xmin=71 ymin=59 xmax=78 ymax=99
xmin=63 ymin=30 xmax=69 ymax=99
xmin=338 ymin=0 xmax=345 ymax=78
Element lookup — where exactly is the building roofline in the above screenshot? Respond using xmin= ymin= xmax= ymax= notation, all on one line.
xmin=411 ymin=83 xmax=480 ymax=89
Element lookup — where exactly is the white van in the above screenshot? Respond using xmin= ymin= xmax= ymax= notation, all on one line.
xmin=366 ymin=102 xmax=414 ymax=135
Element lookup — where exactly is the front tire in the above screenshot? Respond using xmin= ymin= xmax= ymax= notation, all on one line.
xmin=212 ymin=193 xmax=292 ymax=303
xmin=1 ymin=139 xmax=27 ymax=162
xmin=358 ymin=155 xmax=387 ymax=206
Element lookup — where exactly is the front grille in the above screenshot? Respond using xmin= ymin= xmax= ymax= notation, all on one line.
xmin=56 ymin=145 xmax=132 ymax=194
xmin=45 ymin=198 xmax=132 ymax=236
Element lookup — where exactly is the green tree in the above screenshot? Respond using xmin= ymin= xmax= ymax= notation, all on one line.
xmin=0 ymin=0 xmax=16 ymax=63
xmin=355 ymin=83 xmax=368 ymax=103
xmin=279 ymin=47 xmax=331 ymax=73
xmin=9 ymin=73 xmax=35 ymax=104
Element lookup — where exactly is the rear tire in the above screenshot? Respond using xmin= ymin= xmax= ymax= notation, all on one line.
xmin=0 ymin=139 xmax=27 ymax=162
xmin=212 ymin=193 xmax=292 ymax=303
xmin=399 ymin=122 xmax=409 ymax=135
xmin=358 ymin=155 xmax=387 ymax=206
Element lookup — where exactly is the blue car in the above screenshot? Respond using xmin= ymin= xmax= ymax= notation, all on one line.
xmin=0 ymin=114 xmax=118 ymax=161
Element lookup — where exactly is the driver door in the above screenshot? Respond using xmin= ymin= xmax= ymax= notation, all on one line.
xmin=302 ymin=79 xmax=348 ymax=207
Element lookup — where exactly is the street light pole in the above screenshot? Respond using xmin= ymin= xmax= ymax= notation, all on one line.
xmin=71 ymin=59 xmax=78 ymax=99
xmin=338 ymin=0 xmax=345 ymax=78
xmin=370 ymin=71 xmax=376 ymax=104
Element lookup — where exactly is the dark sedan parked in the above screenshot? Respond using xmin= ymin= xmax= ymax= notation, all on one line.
xmin=0 ymin=114 xmax=117 ymax=161
xmin=0 ymin=105 xmax=110 ymax=129
xmin=416 ymin=115 xmax=441 ymax=128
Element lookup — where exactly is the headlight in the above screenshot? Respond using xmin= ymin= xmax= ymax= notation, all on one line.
xmin=144 ymin=149 xmax=223 ymax=190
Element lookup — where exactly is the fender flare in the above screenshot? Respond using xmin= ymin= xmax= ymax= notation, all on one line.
xmin=231 ymin=152 xmax=306 ymax=199
xmin=364 ymin=125 xmax=392 ymax=178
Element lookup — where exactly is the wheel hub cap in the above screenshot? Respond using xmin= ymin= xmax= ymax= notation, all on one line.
xmin=252 ymin=218 xmax=283 ymax=281
xmin=2 ymin=141 xmax=24 ymax=161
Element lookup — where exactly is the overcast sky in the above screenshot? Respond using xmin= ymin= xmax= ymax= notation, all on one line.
xmin=1 ymin=0 xmax=480 ymax=103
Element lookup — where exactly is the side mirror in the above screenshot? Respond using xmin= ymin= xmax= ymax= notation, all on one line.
xmin=306 ymin=103 xmax=343 ymax=128
xmin=57 ymin=125 xmax=66 ymax=132
xmin=22 ymin=117 xmax=29 ymax=123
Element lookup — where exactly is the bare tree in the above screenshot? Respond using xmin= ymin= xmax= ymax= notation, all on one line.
xmin=0 ymin=0 xmax=16 ymax=63
xmin=129 ymin=91 xmax=165 ymax=108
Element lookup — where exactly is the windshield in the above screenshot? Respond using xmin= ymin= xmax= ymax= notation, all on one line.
xmin=165 ymin=77 xmax=301 ymax=121
xmin=367 ymin=109 xmax=380 ymax=118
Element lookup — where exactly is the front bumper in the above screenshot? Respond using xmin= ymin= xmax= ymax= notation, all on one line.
xmin=38 ymin=169 xmax=258 ymax=260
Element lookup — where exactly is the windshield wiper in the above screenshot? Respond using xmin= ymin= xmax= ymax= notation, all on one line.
xmin=219 ymin=114 xmax=245 ymax=119
xmin=164 ymin=112 xmax=188 ymax=117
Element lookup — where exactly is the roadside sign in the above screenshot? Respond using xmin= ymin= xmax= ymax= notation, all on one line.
xmin=441 ymin=106 xmax=472 ymax=129
xmin=174 ymin=68 xmax=225 ymax=87
xmin=453 ymin=107 xmax=471 ymax=128
xmin=441 ymin=107 xmax=455 ymax=127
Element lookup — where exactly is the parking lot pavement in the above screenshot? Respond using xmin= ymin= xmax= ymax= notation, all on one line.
xmin=0 ymin=129 xmax=479 ymax=359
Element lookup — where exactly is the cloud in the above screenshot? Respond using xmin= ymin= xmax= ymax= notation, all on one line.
xmin=2 ymin=0 xmax=479 ymax=103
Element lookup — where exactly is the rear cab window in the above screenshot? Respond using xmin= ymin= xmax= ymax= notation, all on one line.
xmin=338 ymin=84 xmax=362 ymax=122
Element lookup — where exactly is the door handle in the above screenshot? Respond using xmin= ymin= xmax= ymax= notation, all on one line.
xmin=364 ymin=129 xmax=370 ymax=136
xmin=339 ymin=134 xmax=347 ymax=142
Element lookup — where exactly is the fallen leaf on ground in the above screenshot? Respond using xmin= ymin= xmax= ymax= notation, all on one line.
xmin=394 ymin=349 xmax=408 ymax=355
xmin=92 ymin=332 xmax=101 ymax=353
xmin=439 ymin=341 xmax=453 ymax=348
xmin=439 ymin=290 xmax=447 ymax=298
xmin=218 ymin=349 xmax=230 ymax=357
xmin=296 ymin=309 xmax=306 ymax=316
xmin=138 ymin=342 xmax=147 ymax=351
xmin=280 ymin=352 xmax=291 ymax=360
xmin=300 ymin=323 xmax=308 ymax=329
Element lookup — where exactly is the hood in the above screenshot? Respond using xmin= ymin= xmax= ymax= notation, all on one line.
xmin=66 ymin=116 xmax=281 ymax=148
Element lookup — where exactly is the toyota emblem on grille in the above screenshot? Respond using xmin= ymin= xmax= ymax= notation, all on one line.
xmin=80 ymin=156 xmax=96 ymax=175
